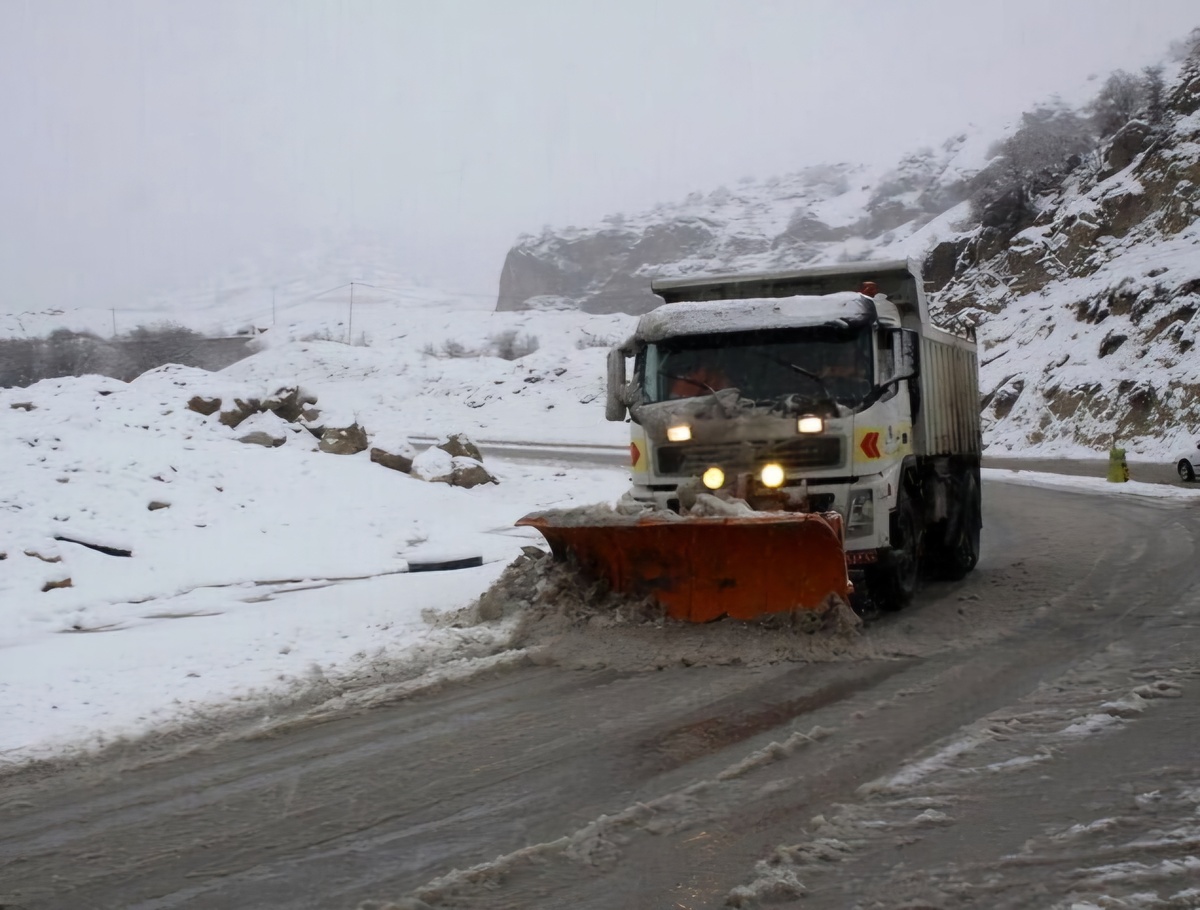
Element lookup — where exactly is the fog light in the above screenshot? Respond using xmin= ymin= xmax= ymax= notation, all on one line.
xmin=797 ymin=416 xmax=823 ymax=434
xmin=666 ymin=425 xmax=692 ymax=442
xmin=760 ymin=463 xmax=785 ymax=488
xmin=702 ymin=466 xmax=725 ymax=489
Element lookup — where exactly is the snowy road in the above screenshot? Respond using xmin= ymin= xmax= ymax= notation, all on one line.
xmin=2 ymin=480 xmax=1200 ymax=909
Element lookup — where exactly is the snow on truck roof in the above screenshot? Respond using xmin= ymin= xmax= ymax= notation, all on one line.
xmin=635 ymin=292 xmax=874 ymax=343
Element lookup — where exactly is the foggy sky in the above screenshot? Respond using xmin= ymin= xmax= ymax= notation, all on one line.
xmin=1 ymin=0 xmax=1197 ymax=310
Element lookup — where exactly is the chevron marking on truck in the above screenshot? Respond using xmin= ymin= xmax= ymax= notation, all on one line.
xmin=860 ymin=431 xmax=881 ymax=459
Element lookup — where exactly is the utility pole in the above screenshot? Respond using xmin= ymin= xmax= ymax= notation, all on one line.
xmin=111 ymin=309 xmax=116 ymax=337
xmin=348 ymin=281 xmax=354 ymax=345
xmin=272 ymin=286 xmax=276 ymax=325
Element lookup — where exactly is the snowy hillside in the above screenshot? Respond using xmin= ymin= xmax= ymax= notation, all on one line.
xmin=494 ymin=50 xmax=1200 ymax=457
xmin=931 ymin=55 xmax=1200 ymax=456
xmin=495 ymin=129 xmax=996 ymax=315
xmin=1 ymin=284 xmax=638 ymax=768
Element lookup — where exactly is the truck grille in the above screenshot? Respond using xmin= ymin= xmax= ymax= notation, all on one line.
xmin=656 ymin=436 xmax=842 ymax=476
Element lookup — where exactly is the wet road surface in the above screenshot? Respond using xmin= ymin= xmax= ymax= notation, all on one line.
xmin=2 ymin=479 xmax=1199 ymax=909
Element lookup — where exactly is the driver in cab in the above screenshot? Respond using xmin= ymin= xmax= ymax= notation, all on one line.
xmin=669 ymin=364 xmax=732 ymax=399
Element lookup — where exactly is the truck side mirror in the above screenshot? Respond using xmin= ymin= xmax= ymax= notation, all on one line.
xmin=881 ymin=329 xmax=918 ymax=385
xmin=605 ymin=348 xmax=627 ymax=421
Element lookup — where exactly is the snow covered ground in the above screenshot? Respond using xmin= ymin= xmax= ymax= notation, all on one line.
xmin=4 ymin=265 xmax=1199 ymax=772
xmin=0 ymin=291 xmax=636 ymax=770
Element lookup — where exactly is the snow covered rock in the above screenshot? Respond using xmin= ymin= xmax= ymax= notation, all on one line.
xmin=410 ymin=446 xmax=497 ymax=488
xmin=262 ymin=385 xmax=318 ymax=423
xmin=318 ymin=423 xmax=369 ymax=455
xmin=370 ymin=445 xmax=415 ymax=473
xmin=435 ymin=432 xmax=483 ymax=461
xmin=218 ymin=398 xmax=262 ymax=429
xmin=186 ymin=395 xmax=221 ymax=416
xmin=239 ymin=431 xmax=286 ymax=448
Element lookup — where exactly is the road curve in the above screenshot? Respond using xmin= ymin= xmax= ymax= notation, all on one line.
xmin=2 ymin=479 xmax=1199 ymax=909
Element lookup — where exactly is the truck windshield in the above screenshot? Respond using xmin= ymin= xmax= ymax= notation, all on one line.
xmin=644 ymin=326 xmax=874 ymax=408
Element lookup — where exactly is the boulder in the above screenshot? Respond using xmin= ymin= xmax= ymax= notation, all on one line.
xmin=218 ymin=398 xmax=261 ymax=429
xmin=239 ymin=431 xmax=287 ymax=448
xmin=436 ymin=432 xmax=483 ymax=461
xmin=147 ymin=501 xmax=172 ymax=511
xmin=450 ymin=457 xmax=498 ymax=489
xmin=319 ymin=423 xmax=369 ymax=455
xmin=187 ymin=395 xmax=222 ymax=416
xmin=410 ymin=448 xmax=496 ymax=486
xmin=370 ymin=446 xmax=414 ymax=473
xmin=263 ymin=386 xmax=318 ymax=423
xmin=1101 ymin=120 xmax=1153 ymax=179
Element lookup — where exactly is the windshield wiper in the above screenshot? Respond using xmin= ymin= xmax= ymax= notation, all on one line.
xmin=754 ymin=353 xmax=840 ymax=412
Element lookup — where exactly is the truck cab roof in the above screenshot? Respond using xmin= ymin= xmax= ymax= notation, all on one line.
xmin=650 ymin=259 xmax=929 ymax=332
xmin=635 ymin=292 xmax=875 ymax=343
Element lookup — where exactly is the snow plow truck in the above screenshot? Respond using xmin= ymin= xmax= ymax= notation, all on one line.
xmin=518 ymin=259 xmax=981 ymax=621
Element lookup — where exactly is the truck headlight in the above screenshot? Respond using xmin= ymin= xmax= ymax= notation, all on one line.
xmin=797 ymin=416 xmax=823 ymax=434
xmin=760 ymin=463 xmax=785 ymax=488
xmin=666 ymin=425 xmax=692 ymax=442
xmin=702 ymin=466 xmax=725 ymax=489
xmin=846 ymin=489 xmax=873 ymax=538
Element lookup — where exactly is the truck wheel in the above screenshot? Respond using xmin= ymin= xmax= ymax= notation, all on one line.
xmin=1179 ymin=460 xmax=1195 ymax=482
xmin=934 ymin=472 xmax=981 ymax=580
xmin=868 ymin=493 xmax=922 ymax=611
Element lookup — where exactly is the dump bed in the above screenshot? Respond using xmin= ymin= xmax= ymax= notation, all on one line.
xmin=917 ymin=328 xmax=981 ymax=458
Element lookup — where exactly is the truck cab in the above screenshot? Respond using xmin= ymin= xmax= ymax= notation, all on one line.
xmin=606 ymin=259 xmax=981 ymax=611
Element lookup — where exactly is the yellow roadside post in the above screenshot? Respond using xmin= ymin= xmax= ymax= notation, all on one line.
xmin=1107 ymin=445 xmax=1129 ymax=483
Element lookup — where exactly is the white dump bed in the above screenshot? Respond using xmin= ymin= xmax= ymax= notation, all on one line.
xmin=917 ymin=329 xmax=981 ymax=458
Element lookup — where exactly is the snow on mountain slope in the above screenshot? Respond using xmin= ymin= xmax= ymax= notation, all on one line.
xmin=930 ymin=58 xmax=1200 ymax=456
xmin=495 ymin=128 xmax=996 ymax=316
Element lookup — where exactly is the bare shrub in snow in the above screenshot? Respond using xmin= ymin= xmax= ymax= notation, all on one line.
xmin=969 ymin=102 xmax=1093 ymax=234
xmin=1143 ymin=65 xmax=1166 ymax=128
xmin=120 ymin=323 xmax=207 ymax=379
xmin=1167 ymin=26 xmax=1200 ymax=62
xmin=489 ymin=330 xmax=539 ymax=360
xmin=575 ymin=330 xmax=621 ymax=350
xmin=1088 ymin=70 xmax=1147 ymax=139
xmin=441 ymin=339 xmax=470 ymax=358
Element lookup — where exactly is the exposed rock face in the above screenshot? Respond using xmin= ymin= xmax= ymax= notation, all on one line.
xmin=1101 ymin=120 xmax=1153 ymax=179
xmin=319 ymin=423 xmax=369 ymax=455
xmin=930 ymin=54 xmax=1200 ymax=451
xmin=497 ymin=146 xmax=975 ymax=316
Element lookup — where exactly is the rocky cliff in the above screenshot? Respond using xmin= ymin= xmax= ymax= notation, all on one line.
xmin=497 ymin=50 xmax=1200 ymax=454
xmin=496 ymin=136 xmax=988 ymax=316
xmin=928 ymin=55 xmax=1200 ymax=453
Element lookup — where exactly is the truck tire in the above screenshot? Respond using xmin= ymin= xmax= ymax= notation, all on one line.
xmin=867 ymin=491 xmax=922 ymax=612
xmin=931 ymin=471 xmax=981 ymax=581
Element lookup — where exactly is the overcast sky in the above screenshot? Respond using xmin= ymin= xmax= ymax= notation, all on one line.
xmin=1 ymin=0 xmax=1197 ymax=311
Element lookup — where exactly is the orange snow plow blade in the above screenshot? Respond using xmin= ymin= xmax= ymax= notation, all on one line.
xmin=516 ymin=510 xmax=851 ymax=623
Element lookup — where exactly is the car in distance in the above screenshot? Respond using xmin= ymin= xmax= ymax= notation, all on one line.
xmin=1176 ymin=442 xmax=1200 ymax=482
